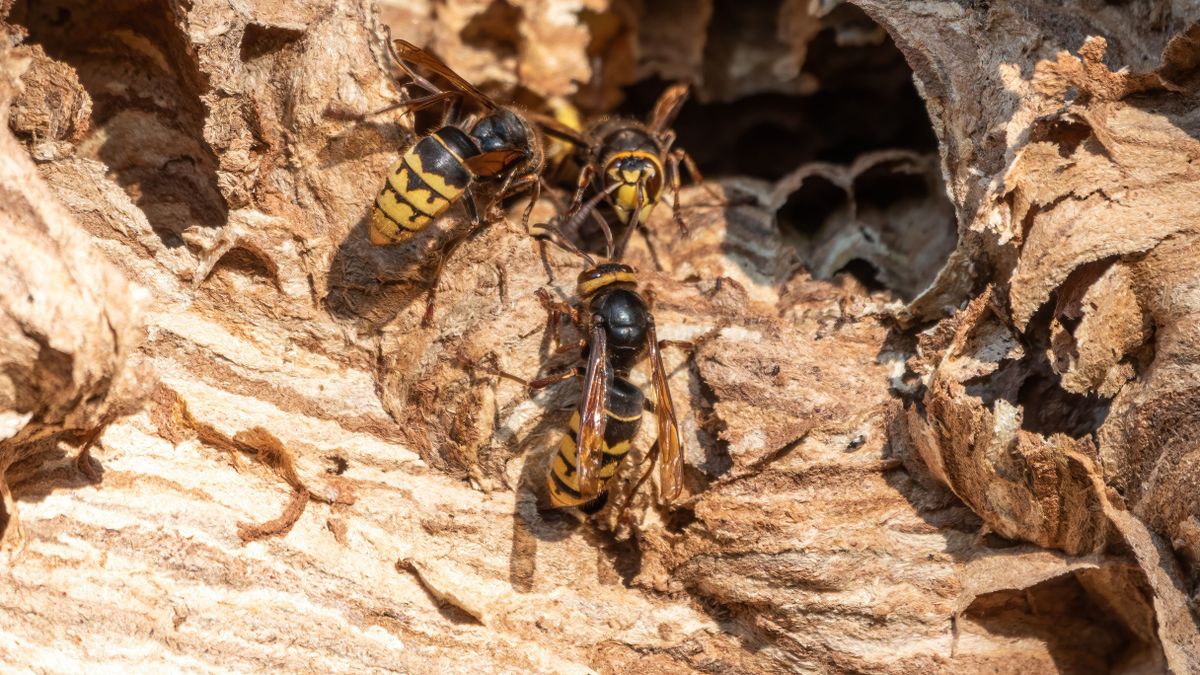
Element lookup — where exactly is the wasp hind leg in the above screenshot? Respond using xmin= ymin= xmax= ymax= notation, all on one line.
xmin=419 ymin=190 xmax=484 ymax=327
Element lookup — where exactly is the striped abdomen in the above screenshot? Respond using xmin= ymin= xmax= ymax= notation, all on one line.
xmin=369 ymin=127 xmax=478 ymax=245
xmin=547 ymin=376 xmax=644 ymax=510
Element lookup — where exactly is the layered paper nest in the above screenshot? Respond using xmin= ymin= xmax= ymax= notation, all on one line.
xmin=1 ymin=0 xmax=1200 ymax=671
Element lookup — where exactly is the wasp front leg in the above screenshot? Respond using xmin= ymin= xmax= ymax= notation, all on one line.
xmin=534 ymin=288 xmax=583 ymax=353
xmin=567 ymin=163 xmax=597 ymax=214
xmin=675 ymin=147 xmax=725 ymax=207
xmin=665 ymin=151 xmax=690 ymax=239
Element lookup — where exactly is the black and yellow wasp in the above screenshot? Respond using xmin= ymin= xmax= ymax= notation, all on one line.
xmin=368 ymin=39 xmax=554 ymax=321
xmin=526 ymin=260 xmax=687 ymax=512
xmin=370 ymin=39 xmax=546 ymax=245
xmin=540 ymin=84 xmax=708 ymax=257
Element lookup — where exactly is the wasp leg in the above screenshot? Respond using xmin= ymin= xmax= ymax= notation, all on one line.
xmin=614 ymin=184 xmax=646 ymax=260
xmin=535 ymin=287 xmax=578 ymax=319
xmin=567 ymin=163 xmax=596 ymax=214
xmin=615 ymin=440 xmax=659 ymax=525
xmin=561 ymin=172 xmax=615 ymax=259
xmin=420 ymin=191 xmax=485 ymax=327
xmin=519 ymin=174 xmax=542 ymax=234
xmin=528 ymin=367 xmax=583 ymax=391
xmin=455 ymin=355 xmax=531 ymax=387
xmin=675 ymin=147 xmax=725 ymax=206
xmin=535 ymin=288 xmax=581 ymax=351
xmin=462 ymin=188 xmax=482 ymax=229
xmin=658 ymin=319 xmax=729 ymax=353
xmin=665 ymin=151 xmax=689 ymax=238
xmin=421 ymin=242 xmax=455 ymax=328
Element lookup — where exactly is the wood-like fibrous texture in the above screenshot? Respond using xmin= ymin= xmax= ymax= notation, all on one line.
xmin=1 ymin=0 xmax=1199 ymax=672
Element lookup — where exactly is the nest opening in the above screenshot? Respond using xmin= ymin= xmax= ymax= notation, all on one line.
xmin=10 ymin=0 xmax=229 ymax=245
xmin=617 ymin=5 xmax=953 ymax=301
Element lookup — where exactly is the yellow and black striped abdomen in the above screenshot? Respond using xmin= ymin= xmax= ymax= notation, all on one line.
xmin=547 ymin=378 xmax=644 ymax=510
xmin=369 ymin=127 xmax=479 ymax=245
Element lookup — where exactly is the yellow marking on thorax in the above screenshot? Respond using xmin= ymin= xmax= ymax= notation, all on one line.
xmin=578 ymin=270 xmax=638 ymax=296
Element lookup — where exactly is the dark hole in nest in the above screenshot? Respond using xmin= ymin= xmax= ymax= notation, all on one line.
xmin=1017 ymin=302 xmax=1112 ymax=439
xmin=1017 ymin=370 xmax=1112 ymax=439
xmin=614 ymin=6 xmax=936 ymax=181
xmin=964 ymin=571 xmax=1151 ymax=671
xmin=9 ymin=0 xmax=229 ymax=242
xmin=777 ymin=174 xmax=846 ymax=237
xmin=835 ymin=258 xmax=887 ymax=293
xmin=665 ymin=506 xmax=698 ymax=533
xmin=854 ymin=161 xmax=931 ymax=211
xmin=612 ymin=4 xmax=949 ymax=301
xmin=240 ymin=23 xmax=304 ymax=62
xmin=459 ymin=0 xmax=524 ymax=59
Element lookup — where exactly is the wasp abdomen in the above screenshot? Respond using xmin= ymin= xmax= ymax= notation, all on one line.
xmin=369 ymin=127 xmax=479 ymax=245
xmin=547 ymin=377 xmax=644 ymax=509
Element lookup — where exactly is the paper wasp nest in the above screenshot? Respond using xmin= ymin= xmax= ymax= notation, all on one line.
xmin=1 ymin=0 xmax=1200 ymax=672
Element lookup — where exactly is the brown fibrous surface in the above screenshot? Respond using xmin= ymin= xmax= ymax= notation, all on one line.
xmin=1 ymin=0 xmax=1199 ymax=672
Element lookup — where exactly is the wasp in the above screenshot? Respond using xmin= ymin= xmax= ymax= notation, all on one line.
xmin=527 ymin=260 xmax=687 ymax=512
xmin=368 ymin=38 xmax=547 ymax=320
xmin=541 ymin=84 xmax=709 ymax=258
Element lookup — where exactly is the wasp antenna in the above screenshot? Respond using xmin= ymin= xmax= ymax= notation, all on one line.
xmin=538 ymin=220 xmax=595 ymax=266
xmin=564 ymin=182 xmax=620 ymax=241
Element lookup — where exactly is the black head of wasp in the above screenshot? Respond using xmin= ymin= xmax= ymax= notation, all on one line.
xmin=537 ymin=83 xmax=714 ymax=259
xmin=368 ymin=36 xmax=551 ymax=322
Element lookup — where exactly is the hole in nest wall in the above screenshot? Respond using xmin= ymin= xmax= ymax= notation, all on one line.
xmin=616 ymin=5 xmax=936 ymax=180
xmin=9 ymin=0 xmax=229 ymax=246
xmin=459 ymin=0 xmax=524 ymax=59
xmin=616 ymin=4 xmax=952 ymax=301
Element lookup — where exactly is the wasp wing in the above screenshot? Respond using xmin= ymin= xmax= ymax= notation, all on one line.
xmin=463 ymin=149 xmax=526 ymax=176
xmin=646 ymin=319 xmax=683 ymax=502
xmin=524 ymin=111 xmax=590 ymax=147
xmin=647 ymin=83 xmax=690 ymax=134
xmin=575 ymin=320 xmax=610 ymax=499
xmin=392 ymin=39 xmax=498 ymax=110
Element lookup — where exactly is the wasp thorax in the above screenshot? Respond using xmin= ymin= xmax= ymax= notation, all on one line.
xmin=471 ymin=109 xmax=529 ymax=152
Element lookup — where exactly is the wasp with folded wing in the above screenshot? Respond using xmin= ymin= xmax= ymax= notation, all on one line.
xmin=368 ymin=38 xmax=550 ymax=321
xmin=539 ymin=84 xmax=709 ymax=258
xmin=527 ymin=262 xmax=686 ymax=513
xmin=369 ymin=38 xmax=547 ymax=244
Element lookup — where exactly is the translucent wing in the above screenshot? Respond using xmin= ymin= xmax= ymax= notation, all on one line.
xmin=646 ymin=319 xmax=683 ymax=501
xmin=647 ymin=83 xmax=690 ymax=134
xmin=575 ymin=320 xmax=610 ymax=499
xmin=464 ymin=149 xmax=526 ymax=176
xmin=524 ymin=111 xmax=590 ymax=147
xmin=392 ymin=39 xmax=498 ymax=110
